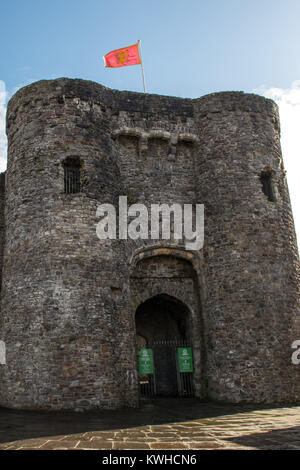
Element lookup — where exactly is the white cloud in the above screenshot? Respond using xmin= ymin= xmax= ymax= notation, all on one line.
xmin=254 ymin=81 xmax=300 ymax=250
xmin=0 ymin=79 xmax=37 ymax=175
xmin=0 ymin=80 xmax=8 ymax=173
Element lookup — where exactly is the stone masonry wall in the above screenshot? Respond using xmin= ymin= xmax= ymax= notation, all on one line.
xmin=194 ymin=93 xmax=300 ymax=402
xmin=0 ymin=172 xmax=5 ymax=294
xmin=0 ymin=78 xmax=299 ymax=409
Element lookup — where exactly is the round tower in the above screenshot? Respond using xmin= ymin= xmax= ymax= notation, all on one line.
xmin=194 ymin=92 xmax=300 ymax=402
xmin=0 ymin=79 xmax=138 ymax=410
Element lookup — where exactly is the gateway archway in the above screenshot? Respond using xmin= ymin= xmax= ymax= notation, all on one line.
xmin=135 ymin=294 xmax=194 ymax=398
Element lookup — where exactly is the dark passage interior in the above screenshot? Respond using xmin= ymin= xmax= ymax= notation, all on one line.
xmin=135 ymin=294 xmax=192 ymax=397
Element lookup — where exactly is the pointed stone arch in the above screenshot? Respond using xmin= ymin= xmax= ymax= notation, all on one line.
xmin=130 ymin=248 xmax=205 ymax=398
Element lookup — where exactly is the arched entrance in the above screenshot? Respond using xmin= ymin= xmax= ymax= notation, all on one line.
xmin=135 ymin=294 xmax=194 ymax=398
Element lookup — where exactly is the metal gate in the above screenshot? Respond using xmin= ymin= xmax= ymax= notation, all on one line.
xmin=138 ymin=339 xmax=194 ymax=398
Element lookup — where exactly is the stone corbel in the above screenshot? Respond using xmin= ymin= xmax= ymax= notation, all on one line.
xmin=139 ymin=133 xmax=148 ymax=157
xmin=168 ymin=135 xmax=178 ymax=160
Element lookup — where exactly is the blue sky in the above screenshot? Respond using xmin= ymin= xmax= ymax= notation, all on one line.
xmin=0 ymin=0 xmax=300 ymax=245
xmin=2 ymin=0 xmax=300 ymax=96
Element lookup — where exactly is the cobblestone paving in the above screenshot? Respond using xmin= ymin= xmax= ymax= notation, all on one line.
xmin=0 ymin=399 xmax=299 ymax=450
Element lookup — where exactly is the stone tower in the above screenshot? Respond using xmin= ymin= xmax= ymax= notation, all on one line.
xmin=0 ymin=78 xmax=299 ymax=410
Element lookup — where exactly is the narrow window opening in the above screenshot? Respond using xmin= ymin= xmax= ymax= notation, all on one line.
xmin=260 ymin=171 xmax=275 ymax=202
xmin=64 ymin=158 xmax=81 ymax=194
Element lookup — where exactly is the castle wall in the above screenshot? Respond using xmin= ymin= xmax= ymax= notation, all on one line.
xmin=194 ymin=92 xmax=300 ymax=402
xmin=0 ymin=80 xmax=137 ymax=410
xmin=0 ymin=172 xmax=5 ymax=293
xmin=0 ymin=78 xmax=299 ymax=410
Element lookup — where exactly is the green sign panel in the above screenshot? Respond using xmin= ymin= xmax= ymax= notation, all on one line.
xmin=178 ymin=347 xmax=194 ymax=373
xmin=139 ymin=348 xmax=154 ymax=374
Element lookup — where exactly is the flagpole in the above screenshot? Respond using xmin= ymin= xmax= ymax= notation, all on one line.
xmin=138 ymin=40 xmax=147 ymax=93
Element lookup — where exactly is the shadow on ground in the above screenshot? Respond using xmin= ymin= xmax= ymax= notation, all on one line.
xmin=0 ymin=398 xmax=291 ymax=445
xmin=223 ymin=425 xmax=300 ymax=450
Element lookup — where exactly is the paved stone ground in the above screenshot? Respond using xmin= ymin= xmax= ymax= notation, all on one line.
xmin=0 ymin=399 xmax=300 ymax=450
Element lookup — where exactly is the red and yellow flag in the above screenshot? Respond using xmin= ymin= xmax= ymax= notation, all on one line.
xmin=104 ymin=43 xmax=141 ymax=68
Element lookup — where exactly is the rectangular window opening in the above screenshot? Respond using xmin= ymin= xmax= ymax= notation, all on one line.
xmin=64 ymin=166 xmax=81 ymax=194
xmin=260 ymin=172 xmax=275 ymax=202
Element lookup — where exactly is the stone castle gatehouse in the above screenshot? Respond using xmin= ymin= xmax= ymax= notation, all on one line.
xmin=0 ymin=78 xmax=299 ymax=410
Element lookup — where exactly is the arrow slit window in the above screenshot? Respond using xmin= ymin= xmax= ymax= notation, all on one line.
xmin=260 ymin=170 xmax=276 ymax=202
